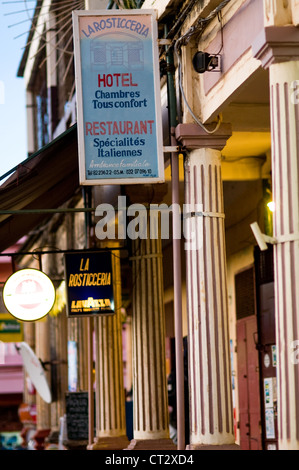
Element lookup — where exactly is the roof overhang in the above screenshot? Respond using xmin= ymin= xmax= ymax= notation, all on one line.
xmin=0 ymin=125 xmax=79 ymax=253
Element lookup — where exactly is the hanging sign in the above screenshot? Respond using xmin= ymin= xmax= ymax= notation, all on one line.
xmin=3 ymin=269 xmax=55 ymax=322
xmin=64 ymin=251 xmax=115 ymax=317
xmin=72 ymin=9 xmax=164 ymax=185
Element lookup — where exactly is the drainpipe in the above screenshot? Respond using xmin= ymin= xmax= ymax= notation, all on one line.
xmin=83 ymin=185 xmax=94 ymax=448
xmin=165 ymin=25 xmax=185 ymax=451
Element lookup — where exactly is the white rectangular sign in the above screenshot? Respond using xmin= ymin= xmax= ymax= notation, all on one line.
xmin=72 ymin=9 xmax=164 ymax=185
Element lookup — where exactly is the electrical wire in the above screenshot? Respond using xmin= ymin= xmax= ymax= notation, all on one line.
xmin=172 ymin=0 xmax=231 ymax=134
xmin=174 ymin=0 xmax=231 ymax=47
xmin=174 ymin=41 xmax=222 ymax=134
xmin=165 ymin=0 xmax=199 ymax=40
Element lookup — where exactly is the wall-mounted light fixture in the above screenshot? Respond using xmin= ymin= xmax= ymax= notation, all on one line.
xmin=192 ymin=51 xmax=221 ymax=73
xmin=267 ymin=201 xmax=275 ymax=213
xmin=250 ymin=222 xmax=277 ymax=251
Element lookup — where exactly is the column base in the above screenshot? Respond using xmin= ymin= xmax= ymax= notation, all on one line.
xmin=44 ymin=430 xmax=60 ymax=450
xmin=33 ymin=428 xmax=51 ymax=450
xmin=186 ymin=443 xmax=240 ymax=450
xmin=63 ymin=440 xmax=88 ymax=450
xmin=126 ymin=438 xmax=177 ymax=450
xmin=20 ymin=426 xmax=34 ymax=448
xmin=88 ymin=435 xmax=130 ymax=450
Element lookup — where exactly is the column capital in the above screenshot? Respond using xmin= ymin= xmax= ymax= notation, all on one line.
xmin=175 ymin=123 xmax=232 ymax=151
xmin=252 ymin=25 xmax=299 ymax=69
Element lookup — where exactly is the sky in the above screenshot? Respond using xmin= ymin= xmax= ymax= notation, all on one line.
xmin=0 ymin=1 xmax=34 ymax=180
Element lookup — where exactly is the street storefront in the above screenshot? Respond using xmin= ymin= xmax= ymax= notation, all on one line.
xmin=0 ymin=0 xmax=299 ymax=451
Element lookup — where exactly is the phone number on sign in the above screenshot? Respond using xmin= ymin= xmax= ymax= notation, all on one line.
xmin=88 ymin=169 xmax=153 ymax=176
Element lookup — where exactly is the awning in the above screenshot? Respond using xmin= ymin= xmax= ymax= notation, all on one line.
xmin=0 ymin=124 xmax=80 ymax=253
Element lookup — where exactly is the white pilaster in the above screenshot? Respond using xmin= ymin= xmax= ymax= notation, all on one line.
xmin=175 ymin=123 xmax=236 ymax=449
xmin=128 ymin=225 xmax=175 ymax=449
xmin=26 ymin=91 xmax=36 ymax=154
xmin=92 ymin=251 xmax=129 ymax=449
xmin=33 ymin=318 xmax=51 ymax=449
xmin=253 ymin=17 xmax=299 ymax=449
xmin=268 ymin=59 xmax=299 ymax=450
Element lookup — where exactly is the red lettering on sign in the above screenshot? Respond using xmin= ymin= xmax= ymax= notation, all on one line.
xmin=97 ymin=73 xmax=138 ymax=88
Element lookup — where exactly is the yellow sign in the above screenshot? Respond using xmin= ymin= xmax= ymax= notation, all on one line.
xmin=0 ymin=313 xmax=23 ymax=342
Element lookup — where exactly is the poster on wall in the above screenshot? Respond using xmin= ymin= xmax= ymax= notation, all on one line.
xmin=73 ymin=9 xmax=164 ymax=185
xmin=264 ymin=377 xmax=274 ymax=408
xmin=68 ymin=340 xmax=78 ymax=392
xmin=265 ymin=408 xmax=275 ymax=439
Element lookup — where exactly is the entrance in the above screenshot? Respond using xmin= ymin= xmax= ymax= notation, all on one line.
xmin=235 ymin=266 xmax=262 ymax=450
xmin=254 ymin=245 xmax=278 ymax=450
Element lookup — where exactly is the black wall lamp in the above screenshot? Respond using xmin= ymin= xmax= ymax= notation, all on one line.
xmin=192 ymin=51 xmax=220 ymax=73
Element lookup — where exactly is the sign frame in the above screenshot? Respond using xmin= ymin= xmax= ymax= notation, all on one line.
xmin=72 ymin=9 xmax=165 ymax=186
xmin=64 ymin=251 xmax=115 ymax=318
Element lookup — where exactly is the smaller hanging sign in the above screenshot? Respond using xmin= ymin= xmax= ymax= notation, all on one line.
xmin=64 ymin=251 xmax=115 ymax=317
xmin=3 ymin=269 xmax=55 ymax=322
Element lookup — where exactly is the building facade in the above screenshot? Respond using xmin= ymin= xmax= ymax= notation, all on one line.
xmin=0 ymin=0 xmax=299 ymax=451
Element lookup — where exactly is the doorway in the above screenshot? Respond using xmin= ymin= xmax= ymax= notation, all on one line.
xmin=235 ymin=267 xmax=262 ymax=450
xmin=254 ymin=245 xmax=278 ymax=450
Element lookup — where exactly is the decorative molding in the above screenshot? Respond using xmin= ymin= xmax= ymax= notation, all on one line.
xmin=175 ymin=123 xmax=232 ymax=151
xmin=252 ymin=25 xmax=299 ymax=68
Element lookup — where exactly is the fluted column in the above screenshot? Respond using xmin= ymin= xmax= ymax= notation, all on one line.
xmin=22 ymin=322 xmax=35 ymax=406
xmin=270 ymin=60 xmax=299 ymax=450
xmin=33 ymin=317 xmax=51 ymax=450
xmin=48 ymin=308 xmax=68 ymax=447
xmin=127 ymin=224 xmax=175 ymax=450
xmin=176 ymin=123 xmax=237 ymax=449
xmin=253 ymin=22 xmax=299 ymax=450
xmin=91 ymin=251 xmax=129 ymax=450
xmin=124 ymin=182 xmax=174 ymax=449
xmin=20 ymin=322 xmax=36 ymax=447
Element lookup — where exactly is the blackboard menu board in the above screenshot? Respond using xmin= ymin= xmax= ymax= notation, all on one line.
xmin=65 ymin=392 xmax=88 ymax=441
